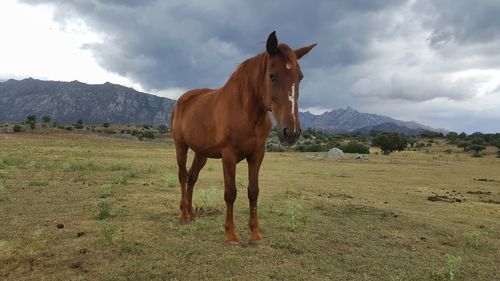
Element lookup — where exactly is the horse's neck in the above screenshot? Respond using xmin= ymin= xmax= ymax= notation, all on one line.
xmin=221 ymin=55 xmax=269 ymax=126
xmin=221 ymin=79 xmax=268 ymax=126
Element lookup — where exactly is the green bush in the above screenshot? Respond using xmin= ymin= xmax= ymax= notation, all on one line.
xmin=340 ymin=141 xmax=369 ymax=154
xmin=158 ymin=124 xmax=168 ymax=134
xmin=26 ymin=115 xmax=36 ymax=129
xmin=74 ymin=119 xmax=84 ymax=129
xmin=42 ymin=115 xmax=51 ymax=123
xmin=372 ymin=132 xmax=407 ymax=155
xmin=137 ymin=131 xmax=155 ymax=141
xmin=296 ymin=144 xmax=323 ymax=152
xmin=13 ymin=125 xmax=22 ymax=132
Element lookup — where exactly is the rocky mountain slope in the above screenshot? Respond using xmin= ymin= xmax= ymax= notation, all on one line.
xmin=0 ymin=78 xmax=175 ymax=125
xmin=1 ymin=78 xmax=442 ymax=134
xmin=299 ymin=107 xmax=441 ymax=134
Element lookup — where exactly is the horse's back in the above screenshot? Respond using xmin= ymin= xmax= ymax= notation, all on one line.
xmin=171 ymin=88 xmax=221 ymax=153
xmin=172 ymin=88 xmax=214 ymax=126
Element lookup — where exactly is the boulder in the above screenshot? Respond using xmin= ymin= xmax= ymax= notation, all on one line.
xmin=325 ymin=148 xmax=344 ymax=160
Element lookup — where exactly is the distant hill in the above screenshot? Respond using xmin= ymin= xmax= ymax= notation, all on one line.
xmin=0 ymin=78 xmax=444 ymax=134
xmin=0 ymin=78 xmax=175 ymax=125
xmin=353 ymin=122 xmax=422 ymax=136
xmin=299 ymin=107 xmax=444 ymax=134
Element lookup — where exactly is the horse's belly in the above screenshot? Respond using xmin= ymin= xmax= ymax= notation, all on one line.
xmin=195 ymin=148 xmax=223 ymax=159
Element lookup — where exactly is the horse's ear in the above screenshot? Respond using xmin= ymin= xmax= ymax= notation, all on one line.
xmin=295 ymin=44 xmax=317 ymax=59
xmin=266 ymin=31 xmax=278 ymax=56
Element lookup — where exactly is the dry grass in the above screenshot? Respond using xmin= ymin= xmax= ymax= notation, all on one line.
xmin=0 ymin=131 xmax=499 ymax=280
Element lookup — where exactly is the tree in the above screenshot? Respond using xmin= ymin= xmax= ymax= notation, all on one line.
xmin=102 ymin=123 xmax=110 ymax=128
xmin=407 ymin=137 xmax=416 ymax=148
xmin=26 ymin=115 xmax=37 ymax=129
xmin=470 ymin=137 xmax=484 ymax=145
xmin=445 ymin=132 xmax=458 ymax=142
xmin=491 ymin=139 xmax=500 ymax=158
xmin=469 ymin=144 xmax=485 ymax=157
xmin=74 ymin=119 xmax=84 ymax=129
xmin=340 ymin=141 xmax=370 ymax=154
xmin=157 ymin=124 xmax=168 ymax=134
xmin=42 ymin=115 xmax=51 ymax=124
xmin=457 ymin=141 xmax=470 ymax=152
xmin=372 ymin=132 xmax=408 ymax=155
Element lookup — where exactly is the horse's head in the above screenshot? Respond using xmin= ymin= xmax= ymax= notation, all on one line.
xmin=264 ymin=31 xmax=316 ymax=147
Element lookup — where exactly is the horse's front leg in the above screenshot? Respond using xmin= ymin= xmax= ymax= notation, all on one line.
xmin=222 ymin=150 xmax=239 ymax=244
xmin=247 ymin=149 xmax=264 ymax=245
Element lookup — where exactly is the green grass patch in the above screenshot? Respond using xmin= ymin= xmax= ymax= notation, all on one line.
xmin=162 ymin=173 xmax=177 ymax=189
xmin=0 ymin=170 xmax=9 ymax=180
xmin=432 ymin=254 xmax=463 ymax=280
xmin=27 ymin=180 xmax=49 ymax=187
xmin=1 ymin=131 xmax=499 ymax=281
xmin=98 ymin=183 xmax=116 ymax=198
xmin=193 ymin=188 xmax=224 ymax=217
xmin=97 ymin=200 xmax=113 ymax=220
xmin=61 ymin=161 xmax=99 ymax=172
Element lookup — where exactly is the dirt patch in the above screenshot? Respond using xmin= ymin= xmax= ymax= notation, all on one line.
xmin=473 ymin=178 xmax=500 ymax=183
xmin=318 ymin=192 xmax=353 ymax=200
xmin=427 ymin=195 xmax=463 ymax=203
xmin=467 ymin=191 xmax=492 ymax=195
xmin=380 ymin=211 xmax=398 ymax=218
xmin=481 ymin=199 xmax=500 ymax=204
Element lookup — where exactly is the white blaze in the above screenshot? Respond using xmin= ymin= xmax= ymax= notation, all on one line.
xmin=288 ymin=83 xmax=296 ymax=132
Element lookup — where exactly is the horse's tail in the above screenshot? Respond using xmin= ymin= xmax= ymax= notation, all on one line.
xmin=170 ymin=105 xmax=176 ymax=129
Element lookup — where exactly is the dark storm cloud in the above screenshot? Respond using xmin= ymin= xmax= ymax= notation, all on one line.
xmin=20 ymin=0 xmax=405 ymax=91
xmin=19 ymin=0 xmax=500 ymax=132
xmin=417 ymin=0 xmax=500 ymax=45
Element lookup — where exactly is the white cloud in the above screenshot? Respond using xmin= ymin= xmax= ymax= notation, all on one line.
xmin=0 ymin=0 xmax=138 ymax=88
xmin=2 ymin=0 xmax=500 ymax=133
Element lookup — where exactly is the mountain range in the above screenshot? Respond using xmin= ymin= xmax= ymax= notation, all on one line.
xmin=0 ymin=78 xmax=442 ymax=135
xmin=0 ymin=78 xmax=175 ymax=126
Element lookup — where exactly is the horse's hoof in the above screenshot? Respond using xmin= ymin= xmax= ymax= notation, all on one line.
xmin=224 ymin=240 xmax=240 ymax=247
xmin=178 ymin=218 xmax=191 ymax=225
xmin=248 ymin=239 xmax=265 ymax=247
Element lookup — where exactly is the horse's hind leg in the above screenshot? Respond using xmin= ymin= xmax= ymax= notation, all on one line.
xmin=175 ymin=141 xmax=190 ymax=223
xmin=187 ymin=153 xmax=207 ymax=220
xmin=247 ymin=150 xmax=264 ymax=245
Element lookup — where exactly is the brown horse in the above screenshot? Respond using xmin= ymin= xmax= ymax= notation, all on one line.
xmin=171 ymin=31 xmax=316 ymax=245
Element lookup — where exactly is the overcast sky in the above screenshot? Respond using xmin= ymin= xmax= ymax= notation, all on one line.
xmin=1 ymin=0 xmax=500 ymax=133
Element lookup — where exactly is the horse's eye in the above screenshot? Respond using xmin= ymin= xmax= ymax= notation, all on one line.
xmin=269 ymin=73 xmax=278 ymax=82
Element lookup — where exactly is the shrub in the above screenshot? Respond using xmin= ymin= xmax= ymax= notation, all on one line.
xmin=158 ymin=124 xmax=168 ymax=134
xmin=469 ymin=144 xmax=485 ymax=156
xmin=102 ymin=123 xmax=110 ymax=128
xmin=26 ymin=114 xmax=37 ymax=129
xmin=13 ymin=125 xmax=22 ymax=133
xmin=372 ymin=132 xmax=408 ymax=155
xmin=74 ymin=119 xmax=84 ymax=129
xmin=340 ymin=141 xmax=369 ymax=154
xmin=137 ymin=131 xmax=155 ymax=141
xmin=97 ymin=201 xmax=112 ymax=220
xmin=296 ymin=144 xmax=323 ymax=152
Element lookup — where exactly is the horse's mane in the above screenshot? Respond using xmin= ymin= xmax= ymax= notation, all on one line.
xmin=224 ymin=44 xmax=296 ymax=96
xmin=224 ymin=52 xmax=267 ymax=95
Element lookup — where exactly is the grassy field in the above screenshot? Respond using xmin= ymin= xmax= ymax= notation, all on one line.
xmin=1 ymin=131 xmax=499 ymax=281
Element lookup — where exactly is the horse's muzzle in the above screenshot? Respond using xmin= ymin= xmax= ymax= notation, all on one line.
xmin=278 ymin=127 xmax=301 ymax=147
